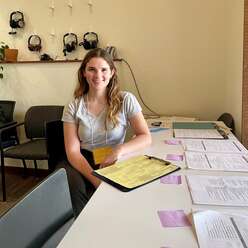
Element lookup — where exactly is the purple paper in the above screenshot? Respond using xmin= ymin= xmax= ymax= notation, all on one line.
xmin=166 ymin=154 xmax=183 ymax=161
xmin=157 ymin=210 xmax=191 ymax=228
xmin=164 ymin=140 xmax=181 ymax=145
xmin=160 ymin=175 xmax=182 ymax=184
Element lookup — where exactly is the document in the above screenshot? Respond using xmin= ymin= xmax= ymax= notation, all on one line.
xmin=93 ymin=155 xmax=180 ymax=191
xmin=193 ymin=210 xmax=248 ymax=248
xmin=185 ymin=152 xmax=248 ymax=172
xmin=186 ymin=175 xmax=248 ymax=206
xmin=174 ymin=129 xmax=224 ymax=139
xmin=182 ymin=139 xmax=248 ymax=154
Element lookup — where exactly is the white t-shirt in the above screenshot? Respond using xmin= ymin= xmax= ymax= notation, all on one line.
xmin=62 ymin=91 xmax=142 ymax=151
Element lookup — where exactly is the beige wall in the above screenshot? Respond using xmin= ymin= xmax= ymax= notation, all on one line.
xmin=0 ymin=0 xmax=244 ymax=167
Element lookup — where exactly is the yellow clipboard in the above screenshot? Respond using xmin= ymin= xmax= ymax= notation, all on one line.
xmin=92 ymin=155 xmax=180 ymax=191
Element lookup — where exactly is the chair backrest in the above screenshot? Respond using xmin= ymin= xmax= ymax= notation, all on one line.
xmin=46 ymin=120 xmax=66 ymax=171
xmin=24 ymin=105 xmax=64 ymax=139
xmin=0 ymin=168 xmax=74 ymax=248
xmin=0 ymin=100 xmax=15 ymax=123
xmin=217 ymin=112 xmax=235 ymax=134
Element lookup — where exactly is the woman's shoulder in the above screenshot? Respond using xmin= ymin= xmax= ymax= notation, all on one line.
xmin=64 ymin=96 xmax=84 ymax=113
xmin=67 ymin=96 xmax=83 ymax=107
xmin=121 ymin=91 xmax=136 ymax=100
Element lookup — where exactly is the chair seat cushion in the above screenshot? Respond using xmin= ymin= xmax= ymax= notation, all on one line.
xmin=4 ymin=139 xmax=49 ymax=160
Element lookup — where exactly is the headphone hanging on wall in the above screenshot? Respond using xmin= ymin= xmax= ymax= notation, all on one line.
xmin=28 ymin=35 xmax=42 ymax=52
xmin=63 ymin=33 xmax=78 ymax=56
xmin=9 ymin=11 xmax=25 ymax=35
xmin=79 ymin=32 xmax=98 ymax=50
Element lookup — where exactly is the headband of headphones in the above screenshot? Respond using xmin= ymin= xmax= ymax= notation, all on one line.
xmin=9 ymin=11 xmax=25 ymax=29
xmin=63 ymin=33 xmax=78 ymax=56
xmin=28 ymin=35 xmax=42 ymax=52
xmin=79 ymin=32 xmax=98 ymax=50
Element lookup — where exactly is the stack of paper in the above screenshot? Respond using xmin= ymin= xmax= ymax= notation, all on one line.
xmin=187 ymin=175 xmax=248 ymax=206
xmin=173 ymin=122 xmax=224 ymax=139
xmin=193 ymin=210 xmax=248 ymax=248
xmin=182 ymin=139 xmax=248 ymax=153
xmin=185 ymin=152 xmax=248 ymax=172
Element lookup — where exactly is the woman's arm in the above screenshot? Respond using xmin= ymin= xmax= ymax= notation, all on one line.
xmin=64 ymin=122 xmax=101 ymax=188
xmin=100 ymin=112 xmax=151 ymax=167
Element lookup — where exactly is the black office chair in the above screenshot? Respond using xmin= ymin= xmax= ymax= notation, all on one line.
xmin=0 ymin=100 xmax=15 ymax=123
xmin=217 ymin=113 xmax=235 ymax=134
xmin=0 ymin=168 xmax=75 ymax=248
xmin=0 ymin=100 xmax=18 ymax=147
xmin=0 ymin=100 xmax=19 ymax=203
xmin=0 ymin=105 xmax=64 ymax=201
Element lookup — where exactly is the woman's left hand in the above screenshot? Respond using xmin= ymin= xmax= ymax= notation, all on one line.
xmin=99 ymin=146 xmax=122 ymax=168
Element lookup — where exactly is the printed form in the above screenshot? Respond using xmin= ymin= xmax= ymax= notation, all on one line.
xmin=186 ymin=175 xmax=248 ymax=206
xmin=185 ymin=152 xmax=248 ymax=172
xmin=193 ymin=210 xmax=248 ymax=248
xmin=182 ymin=139 xmax=248 ymax=154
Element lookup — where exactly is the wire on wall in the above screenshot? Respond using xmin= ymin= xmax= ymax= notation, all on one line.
xmin=116 ymin=58 xmax=161 ymax=118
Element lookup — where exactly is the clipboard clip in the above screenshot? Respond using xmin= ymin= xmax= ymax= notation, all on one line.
xmin=146 ymin=155 xmax=171 ymax=166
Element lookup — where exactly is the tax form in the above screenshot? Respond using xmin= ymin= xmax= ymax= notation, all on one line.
xmin=193 ymin=210 xmax=248 ymax=248
xmin=186 ymin=175 xmax=248 ymax=206
xmin=182 ymin=139 xmax=248 ymax=153
xmin=185 ymin=152 xmax=248 ymax=172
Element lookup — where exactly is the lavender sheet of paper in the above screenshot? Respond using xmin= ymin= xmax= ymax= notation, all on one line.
xmin=157 ymin=210 xmax=191 ymax=228
xmin=164 ymin=140 xmax=181 ymax=145
xmin=160 ymin=175 xmax=182 ymax=184
xmin=166 ymin=154 xmax=184 ymax=161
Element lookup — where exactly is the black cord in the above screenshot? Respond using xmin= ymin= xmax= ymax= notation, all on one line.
xmin=115 ymin=58 xmax=161 ymax=118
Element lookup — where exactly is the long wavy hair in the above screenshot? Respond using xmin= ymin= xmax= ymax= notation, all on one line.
xmin=75 ymin=48 xmax=122 ymax=128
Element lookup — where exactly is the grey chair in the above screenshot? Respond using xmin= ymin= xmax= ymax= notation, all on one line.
xmin=0 ymin=105 xmax=64 ymax=201
xmin=0 ymin=168 xmax=75 ymax=248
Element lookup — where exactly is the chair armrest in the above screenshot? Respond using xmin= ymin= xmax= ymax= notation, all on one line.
xmin=0 ymin=122 xmax=24 ymax=148
xmin=0 ymin=121 xmax=24 ymax=135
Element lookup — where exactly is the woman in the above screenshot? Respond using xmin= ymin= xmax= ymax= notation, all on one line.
xmin=62 ymin=48 xmax=151 ymax=217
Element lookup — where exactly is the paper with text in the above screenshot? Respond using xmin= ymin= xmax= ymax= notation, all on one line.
xmin=187 ymin=175 xmax=248 ymax=206
xmin=182 ymin=139 xmax=248 ymax=154
xmin=185 ymin=152 xmax=248 ymax=172
xmin=193 ymin=210 xmax=248 ymax=248
xmin=94 ymin=155 xmax=179 ymax=189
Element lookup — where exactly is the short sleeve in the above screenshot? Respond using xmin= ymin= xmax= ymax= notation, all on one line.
xmin=122 ymin=92 xmax=142 ymax=119
xmin=62 ymin=98 xmax=79 ymax=123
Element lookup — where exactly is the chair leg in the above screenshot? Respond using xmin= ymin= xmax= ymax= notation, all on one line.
xmin=22 ymin=159 xmax=28 ymax=178
xmin=34 ymin=160 xmax=38 ymax=177
xmin=0 ymin=152 xmax=7 ymax=201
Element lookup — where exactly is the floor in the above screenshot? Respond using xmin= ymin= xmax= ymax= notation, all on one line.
xmin=0 ymin=168 xmax=47 ymax=216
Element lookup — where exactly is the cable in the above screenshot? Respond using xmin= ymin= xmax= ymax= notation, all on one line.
xmin=115 ymin=58 xmax=161 ymax=118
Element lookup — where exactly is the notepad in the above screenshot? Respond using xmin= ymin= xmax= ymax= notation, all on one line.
xmin=92 ymin=155 xmax=180 ymax=191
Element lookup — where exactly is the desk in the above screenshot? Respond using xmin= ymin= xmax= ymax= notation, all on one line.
xmin=58 ymin=130 xmax=248 ymax=248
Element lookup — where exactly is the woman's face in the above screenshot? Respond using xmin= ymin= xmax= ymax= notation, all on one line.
xmin=83 ymin=57 xmax=114 ymax=93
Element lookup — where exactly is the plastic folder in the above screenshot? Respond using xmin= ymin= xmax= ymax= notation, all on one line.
xmin=92 ymin=155 xmax=180 ymax=192
xmin=172 ymin=122 xmax=216 ymax=129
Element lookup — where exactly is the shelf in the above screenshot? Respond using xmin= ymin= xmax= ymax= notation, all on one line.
xmin=0 ymin=59 xmax=83 ymax=64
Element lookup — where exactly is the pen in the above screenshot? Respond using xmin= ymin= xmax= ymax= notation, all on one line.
xmin=146 ymin=155 xmax=171 ymax=165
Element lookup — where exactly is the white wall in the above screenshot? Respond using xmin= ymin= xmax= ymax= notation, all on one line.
xmin=0 ymin=0 xmax=244 ymax=167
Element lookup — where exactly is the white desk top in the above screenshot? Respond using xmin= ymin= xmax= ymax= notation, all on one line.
xmin=58 ymin=130 xmax=248 ymax=248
